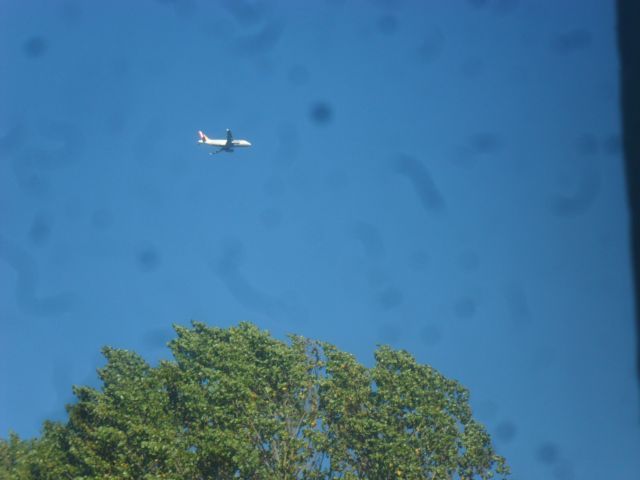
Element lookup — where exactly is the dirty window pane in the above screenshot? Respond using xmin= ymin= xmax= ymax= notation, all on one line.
xmin=1 ymin=1 xmax=637 ymax=478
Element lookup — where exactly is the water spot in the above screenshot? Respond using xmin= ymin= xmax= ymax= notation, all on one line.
xmin=91 ymin=209 xmax=113 ymax=229
xmin=235 ymin=21 xmax=284 ymax=55
xmin=460 ymin=57 xmax=484 ymax=78
xmin=368 ymin=0 xmax=402 ymax=10
xmin=459 ymin=250 xmax=479 ymax=272
xmin=264 ymin=177 xmax=285 ymax=197
xmin=142 ymin=328 xmax=173 ymax=348
xmin=603 ymin=134 xmax=621 ymax=155
xmin=217 ymin=239 xmax=244 ymax=274
xmin=23 ymin=36 xmax=47 ymax=58
xmin=29 ymin=213 xmax=52 ymax=246
xmin=378 ymin=323 xmax=401 ymax=344
xmin=59 ymin=1 xmax=82 ymax=25
xmin=221 ymin=0 xmax=267 ymax=26
xmin=213 ymin=240 xmax=296 ymax=319
xmin=324 ymin=170 xmax=349 ymax=191
xmin=0 ymin=124 xmax=25 ymax=154
xmin=0 ymin=235 xmax=73 ymax=316
xmin=536 ymin=442 xmax=559 ymax=465
xmin=474 ymin=399 xmax=498 ymax=420
xmin=494 ymin=0 xmax=518 ymax=14
xmin=376 ymin=287 xmax=403 ymax=310
xmin=467 ymin=0 xmax=518 ymax=13
xmin=395 ymin=155 xmax=445 ymax=212
xmin=260 ymin=208 xmax=282 ymax=229
xmin=469 ymin=133 xmax=502 ymax=155
xmin=288 ymin=64 xmax=309 ymax=86
xmin=309 ymin=101 xmax=333 ymax=126
xmin=553 ymin=460 xmax=574 ymax=480
xmin=419 ymin=324 xmax=441 ymax=347
xmin=366 ymin=269 xmax=388 ymax=287
xmin=153 ymin=0 xmax=197 ymax=16
xmin=273 ymin=123 xmax=299 ymax=167
xmin=551 ymin=30 xmax=591 ymax=53
xmin=105 ymin=111 xmax=127 ymax=135
xmin=352 ymin=222 xmax=385 ymax=260
xmin=409 ymin=250 xmax=429 ymax=271
xmin=377 ymin=14 xmax=398 ymax=35
xmin=137 ymin=246 xmax=160 ymax=272
xmin=495 ymin=420 xmax=517 ymax=443
xmin=504 ymin=282 xmax=529 ymax=323
xmin=417 ymin=29 xmax=444 ymax=63
xmin=454 ymin=297 xmax=476 ymax=318
xmin=575 ymin=133 xmax=598 ymax=155
xmin=549 ymin=158 xmax=600 ymax=216
xmin=11 ymin=166 xmax=49 ymax=195
xmin=53 ymin=358 xmax=73 ymax=403
xmin=11 ymin=122 xmax=85 ymax=194
xmin=533 ymin=346 xmax=557 ymax=370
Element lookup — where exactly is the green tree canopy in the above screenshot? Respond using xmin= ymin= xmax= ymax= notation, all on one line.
xmin=1 ymin=322 xmax=509 ymax=479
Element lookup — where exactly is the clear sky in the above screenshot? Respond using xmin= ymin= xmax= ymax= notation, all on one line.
xmin=1 ymin=0 xmax=639 ymax=478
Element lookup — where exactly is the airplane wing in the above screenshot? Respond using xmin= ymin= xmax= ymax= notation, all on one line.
xmin=226 ymin=129 xmax=233 ymax=145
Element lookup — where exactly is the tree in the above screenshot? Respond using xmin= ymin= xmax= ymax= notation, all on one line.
xmin=1 ymin=322 xmax=509 ymax=479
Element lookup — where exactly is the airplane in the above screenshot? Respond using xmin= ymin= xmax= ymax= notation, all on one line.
xmin=197 ymin=129 xmax=252 ymax=155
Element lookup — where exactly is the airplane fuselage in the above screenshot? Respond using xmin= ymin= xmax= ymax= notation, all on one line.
xmin=197 ymin=130 xmax=251 ymax=153
xmin=198 ymin=139 xmax=251 ymax=148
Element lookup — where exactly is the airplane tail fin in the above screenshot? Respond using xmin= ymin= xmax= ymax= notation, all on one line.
xmin=198 ymin=130 xmax=208 ymax=143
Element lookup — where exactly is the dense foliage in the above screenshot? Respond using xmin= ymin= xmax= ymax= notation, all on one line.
xmin=1 ymin=322 xmax=509 ymax=479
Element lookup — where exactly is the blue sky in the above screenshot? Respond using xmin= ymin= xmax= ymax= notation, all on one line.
xmin=1 ymin=0 xmax=639 ymax=478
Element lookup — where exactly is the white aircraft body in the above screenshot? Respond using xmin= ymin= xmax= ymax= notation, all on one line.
xmin=198 ymin=129 xmax=252 ymax=155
